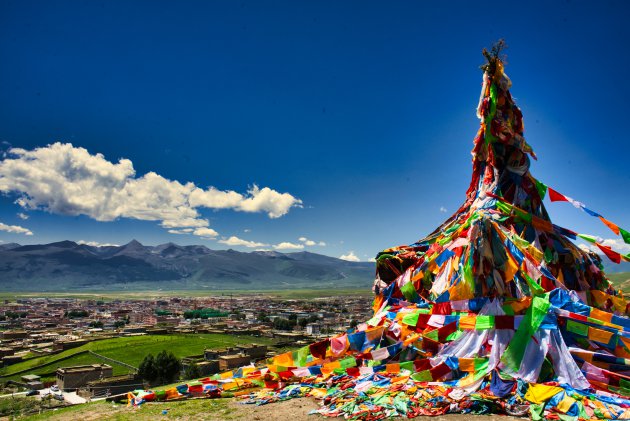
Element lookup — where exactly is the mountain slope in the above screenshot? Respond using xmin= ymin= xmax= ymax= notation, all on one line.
xmin=0 ymin=241 xmax=374 ymax=291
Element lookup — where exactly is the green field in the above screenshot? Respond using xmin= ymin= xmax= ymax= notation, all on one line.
xmin=0 ymin=334 xmax=273 ymax=382
xmin=609 ymin=272 xmax=630 ymax=293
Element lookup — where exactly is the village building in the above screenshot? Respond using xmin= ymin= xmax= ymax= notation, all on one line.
xmin=218 ymin=354 xmax=251 ymax=371
xmin=56 ymin=364 xmax=113 ymax=390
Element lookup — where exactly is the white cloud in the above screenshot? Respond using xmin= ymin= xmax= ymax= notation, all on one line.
xmin=0 ymin=221 xmax=33 ymax=235
xmin=339 ymin=251 xmax=360 ymax=262
xmin=439 ymin=206 xmax=447 ymax=213
xmin=161 ymin=218 xmax=209 ymax=229
xmin=218 ymin=236 xmax=268 ymax=248
xmin=0 ymin=143 xmax=301 ymax=237
xmin=600 ymin=238 xmax=630 ymax=254
xmin=578 ymin=238 xmax=630 ymax=255
xmin=167 ymin=228 xmax=194 ymax=234
xmin=368 ymin=257 xmax=376 ymax=262
xmin=578 ymin=244 xmax=592 ymax=253
xmin=17 ymin=212 xmax=28 ymax=220
xmin=77 ymin=240 xmax=119 ymax=247
xmin=244 ymin=228 xmax=251 ymax=233
xmin=236 ymin=185 xmax=303 ymax=218
xmin=273 ymin=242 xmax=305 ymax=250
xmin=189 ymin=185 xmax=302 ymax=218
xmin=193 ymin=227 xmax=219 ymax=238
xmin=298 ymin=236 xmax=326 ymax=247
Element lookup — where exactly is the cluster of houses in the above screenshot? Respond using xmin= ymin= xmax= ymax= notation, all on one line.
xmin=0 ymin=294 xmax=372 ymax=398
xmin=0 ymin=295 xmax=371 ymax=368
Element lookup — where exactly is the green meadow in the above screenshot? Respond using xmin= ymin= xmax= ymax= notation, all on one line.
xmin=0 ymin=334 xmax=273 ymax=382
xmin=609 ymin=272 xmax=630 ymax=293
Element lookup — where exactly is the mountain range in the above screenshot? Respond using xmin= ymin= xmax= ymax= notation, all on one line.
xmin=0 ymin=240 xmax=627 ymax=292
xmin=0 ymin=240 xmax=375 ymax=291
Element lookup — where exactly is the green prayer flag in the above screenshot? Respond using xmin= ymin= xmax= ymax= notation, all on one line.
xmin=295 ymin=345 xmax=310 ymax=366
xmin=484 ymin=85 xmax=498 ymax=143
xmin=424 ymin=329 xmax=439 ymax=341
xmin=472 ymin=358 xmax=490 ymax=380
xmin=400 ymin=281 xmax=420 ymax=303
xmin=577 ymin=233 xmax=597 ymax=244
xmin=411 ymin=370 xmax=432 ymax=382
xmin=402 ymin=310 xmax=420 ymax=326
xmin=475 ymin=315 xmax=494 ymax=330
xmin=566 ymin=319 xmax=589 ymax=337
xmin=514 ymin=207 xmax=533 ymax=224
xmin=463 ymin=252 xmax=475 ymax=290
xmin=496 ymin=201 xmax=513 ymax=215
xmin=438 ymin=236 xmax=452 ymax=246
xmin=400 ymin=361 xmax=414 ymax=372
xmin=530 ymin=402 xmax=545 ymax=421
xmin=339 ymin=357 xmax=356 ymax=369
xmin=444 ymin=223 xmax=461 ymax=234
xmin=621 ymin=228 xmax=630 ymax=245
xmin=501 ymin=294 xmax=551 ymax=371
xmin=534 ymin=179 xmax=548 ymax=200
xmin=523 ymin=273 xmax=545 ymax=296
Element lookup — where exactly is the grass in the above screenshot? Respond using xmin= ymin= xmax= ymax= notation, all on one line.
xmin=0 ymin=396 xmax=66 ymax=419
xmin=609 ymin=272 xmax=630 ymax=293
xmin=19 ymin=398 xmax=236 ymax=421
xmin=0 ymin=334 xmax=274 ymax=382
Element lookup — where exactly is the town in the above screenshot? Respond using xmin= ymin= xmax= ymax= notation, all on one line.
xmin=0 ymin=292 xmax=373 ymax=411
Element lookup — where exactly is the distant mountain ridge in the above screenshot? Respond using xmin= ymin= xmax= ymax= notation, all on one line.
xmin=0 ymin=240 xmax=374 ymax=291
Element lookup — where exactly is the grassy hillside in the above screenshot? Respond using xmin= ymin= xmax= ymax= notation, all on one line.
xmin=609 ymin=272 xmax=630 ymax=293
xmin=0 ymin=334 xmax=273 ymax=382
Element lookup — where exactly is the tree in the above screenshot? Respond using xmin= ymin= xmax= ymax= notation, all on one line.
xmin=154 ymin=350 xmax=182 ymax=385
xmin=138 ymin=354 xmax=157 ymax=385
xmin=273 ymin=318 xmax=293 ymax=331
xmin=184 ymin=362 xmax=201 ymax=380
xmin=113 ymin=320 xmax=126 ymax=329
xmin=88 ymin=320 xmax=103 ymax=328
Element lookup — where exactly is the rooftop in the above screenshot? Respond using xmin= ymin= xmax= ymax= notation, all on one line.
xmin=57 ymin=364 xmax=112 ymax=374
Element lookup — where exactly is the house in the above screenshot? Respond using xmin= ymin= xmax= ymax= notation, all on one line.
xmin=306 ymin=323 xmax=321 ymax=335
xmin=2 ymin=330 xmax=28 ymax=340
xmin=79 ymin=374 xmax=142 ymax=398
xmin=236 ymin=344 xmax=267 ymax=359
xmin=181 ymin=356 xmax=220 ymax=377
xmin=56 ymin=364 xmax=113 ymax=390
xmin=21 ymin=374 xmax=44 ymax=390
xmin=218 ymin=354 xmax=251 ymax=371
xmin=203 ymin=347 xmax=238 ymax=361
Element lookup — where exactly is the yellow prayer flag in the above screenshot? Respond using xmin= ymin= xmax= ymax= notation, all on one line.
xmin=524 ymin=384 xmax=563 ymax=404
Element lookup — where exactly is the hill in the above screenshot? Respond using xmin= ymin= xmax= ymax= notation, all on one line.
xmin=0 ymin=241 xmax=373 ymax=291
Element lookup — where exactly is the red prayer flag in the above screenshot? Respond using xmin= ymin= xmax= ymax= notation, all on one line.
xmin=432 ymin=302 xmax=452 ymax=315
xmin=596 ymin=243 xmax=621 ymax=264
xmin=548 ymin=187 xmax=568 ymax=202
xmin=429 ymin=362 xmax=452 ymax=380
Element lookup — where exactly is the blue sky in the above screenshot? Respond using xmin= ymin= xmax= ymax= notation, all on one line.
xmin=0 ymin=1 xmax=628 ymax=262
